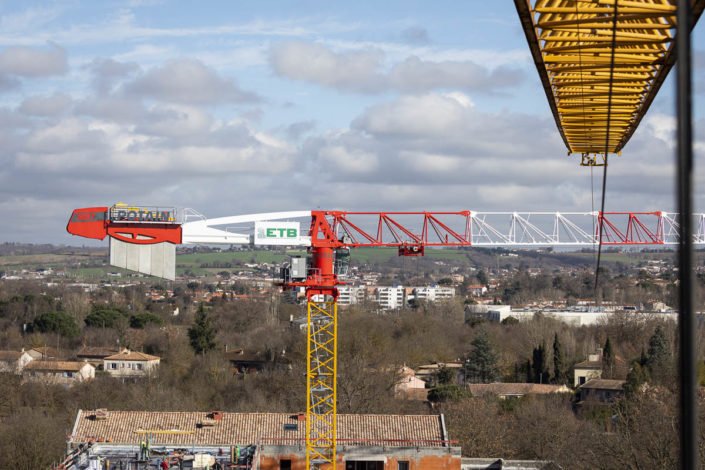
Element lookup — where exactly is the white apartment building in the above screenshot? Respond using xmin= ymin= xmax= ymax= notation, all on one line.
xmin=337 ymin=285 xmax=457 ymax=310
xmin=413 ymin=286 xmax=456 ymax=302
xmin=375 ymin=286 xmax=406 ymax=309
xmin=337 ymin=286 xmax=367 ymax=306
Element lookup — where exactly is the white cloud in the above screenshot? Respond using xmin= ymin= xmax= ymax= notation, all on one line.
xmin=0 ymin=44 xmax=67 ymax=77
xmin=389 ymin=56 xmax=523 ymax=92
xmin=352 ymin=93 xmax=474 ymax=137
xmin=318 ymin=145 xmax=379 ymax=174
xmin=270 ymin=41 xmax=386 ymax=93
xmin=19 ymin=92 xmax=72 ymax=116
xmin=126 ymin=59 xmax=259 ymax=104
xmin=269 ymin=40 xmax=524 ymax=94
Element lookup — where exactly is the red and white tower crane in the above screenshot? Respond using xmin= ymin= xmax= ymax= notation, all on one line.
xmin=67 ymin=205 xmax=705 ymax=469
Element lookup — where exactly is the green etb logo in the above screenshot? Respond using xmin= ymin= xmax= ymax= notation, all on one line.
xmin=266 ymin=228 xmax=297 ymax=238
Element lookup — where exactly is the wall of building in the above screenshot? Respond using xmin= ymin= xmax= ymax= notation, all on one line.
xmin=259 ymin=445 xmax=461 ymax=470
xmin=25 ymin=364 xmax=94 ymax=385
xmin=104 ymin=359 xmax=159 ymax=377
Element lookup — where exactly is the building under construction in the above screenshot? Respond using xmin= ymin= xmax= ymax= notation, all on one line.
xmin=59 ymin=409 xmax=461 ymax=470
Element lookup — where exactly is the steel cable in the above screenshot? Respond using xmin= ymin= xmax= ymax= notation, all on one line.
xmin=593 ymin=0 xmax=619 ymax=295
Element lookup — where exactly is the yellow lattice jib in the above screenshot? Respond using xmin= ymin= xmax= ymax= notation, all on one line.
xmin=516 ymin=0 xmax=704 ymax=162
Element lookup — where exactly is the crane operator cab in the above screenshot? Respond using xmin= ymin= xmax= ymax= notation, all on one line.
xmin=334 ymin=248 xmax=351 ymax=277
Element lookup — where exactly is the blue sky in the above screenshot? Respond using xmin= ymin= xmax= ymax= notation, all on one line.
xmin=0 ymin=1 xmax=702 ymax=244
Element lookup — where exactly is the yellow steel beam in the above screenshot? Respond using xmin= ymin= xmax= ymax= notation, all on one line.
xmin=306 ymin=299 xmax=337 ymax=470
xmin=516 ymin=0 xmax=705 ymax=158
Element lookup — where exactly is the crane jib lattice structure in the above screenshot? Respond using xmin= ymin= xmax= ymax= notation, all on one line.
xmin=515 ymin=0 xmax=705 ymax=165
xmin=67 ymin=207 xmax=705 ymax=469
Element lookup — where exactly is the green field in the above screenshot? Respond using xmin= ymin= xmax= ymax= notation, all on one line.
xmin=0 ymin=245 xmax=685 ymax=281
xmin=348 ymin=246 xmax=469 ymax=263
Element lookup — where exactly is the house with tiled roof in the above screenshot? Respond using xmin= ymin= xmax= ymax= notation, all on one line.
xmin=573 ymin=352 xmax=603 ymax=387
xmin=66 ymin=410 xmax=460 ymax=470
xmin=27 ymin=346 xmax=63 ymax=361
xmin=394 ymin=366 xmax=427 ymax=396
xmin=0 ymin=349 xmax=33 ymax=373
xmin=77 ymin=346 xmax=122 ymax=370
xmin=578 ymin=379 xmax=626 ymax=404
xmin=23 ymin=361 xmax=95 ymax=385
xmin=103 ymin=350 xmax=160 ymax=378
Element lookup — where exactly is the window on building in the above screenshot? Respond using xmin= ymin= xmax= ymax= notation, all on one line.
xmin=398 ymin=462 xmax=409 ymax=470
xmin=110 ymin=363 xmax=117 ymax=370
xmin=280 ymin=459 xmax=292 ymax=470
xmin=136 ymin=363 xmax=143 ymax=370
xmin=346 ymin=461 xmax=384 ymax=470
xmin=579 ymin=376 xmax=586 ymax=385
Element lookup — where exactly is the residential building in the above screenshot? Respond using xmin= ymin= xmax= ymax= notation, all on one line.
xmin=338 ymin=286 xmax=367 ymax=306
xmin=0 ymin=349 xmax=33 ymax=373
xmin=27 ymin=346 xmax=63 ymax=361
xmin=415 ymin=362 xmax=464 ymax=385
xmin=413 ymin=286 xmax=455 ymax=302
xmin=23 ymin=361 xmax=95 ymax=385
xmin=103 ymin=350 xmax=160 ymax=377
xmin=376 ymin=286 xmax=405 ymax=309
xmin=225 ymin=348 xmax=290 ymax=374
xmin=466 ymin=285 xmax=487 ymax=297
xmin=394 ymin=366 xmax=427 ymax=396
xmin=63 ymin=410 xmax=461 ymax=470
xmin=466 ymin=383 xmax=571 ymax=399
xmin=578 ymin=379 xmax=626 ymax=403
xmin=76 ymin=346 xmax=122 ymax=370
xmin=573 ymin=353 xmax=603 ymax=387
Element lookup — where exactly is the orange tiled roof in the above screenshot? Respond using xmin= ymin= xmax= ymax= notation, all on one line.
xmin=574 ymin=360 xmax=602 ymax=369
xmin=77 ymin=346 xmax=122 ymax=358
xmin=25 ymin=361 xmax=93 ymax=372
xmin=0 ymin=350 xmax=22 ymax=361
xmin=580 ymin=379 xmax=626 ymax=391
xmin=104 ymin=350 xmax=160 ymax=361
xmin=72 ymin=411 xmax=445 ymax=447
xmin=467 ymin=383 xmax=570 ymax=396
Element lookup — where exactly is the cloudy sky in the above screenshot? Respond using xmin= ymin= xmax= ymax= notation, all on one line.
xmin=0 ymin=1 xmax=703 ymax=244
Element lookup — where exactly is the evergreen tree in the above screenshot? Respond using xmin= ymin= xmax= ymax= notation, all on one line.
xmin=525 ymin=359 xmax=533 ymax=383
xmin=188 ymin=303 xmax=217 ymax=354
xmin=602 ymin=337 xmax=615 ymax=378
xmin=32 ymin=311 xmax=80 ymax=338
xmin=646 ymin=325 xmax=669 ymax=370
xmin=532 ymin=341 xmax=549 ymax=384
xmin=464 ymin=330 xmax=500 ymax=383
xmin=434 ymin=365 xmax=456 ymax=386
xmin=624 ymin=362 xmax=650 ymax=396
xmin=552 ymin=333 xmax=565 ymax=384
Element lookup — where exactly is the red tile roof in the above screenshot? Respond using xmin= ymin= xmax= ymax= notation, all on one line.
xmin=72 ymin=411 xmax=445 ymax=447
xmin=77 ymin=346 xmax=122 ymax=358
xmin=104 ymin=350 xmax=160 ymax=361
xmin=579 ymin=379 xmax=626 ymax=391
xmin=25 ymin=361 xmax=94 ymax=372
xmin=574 ymin=360 xmax=602 ymax=369
xmin=0 ymin=350 xmax=22 ymax=361
xmin=466 ymin=383 xmax=570 ymax=396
